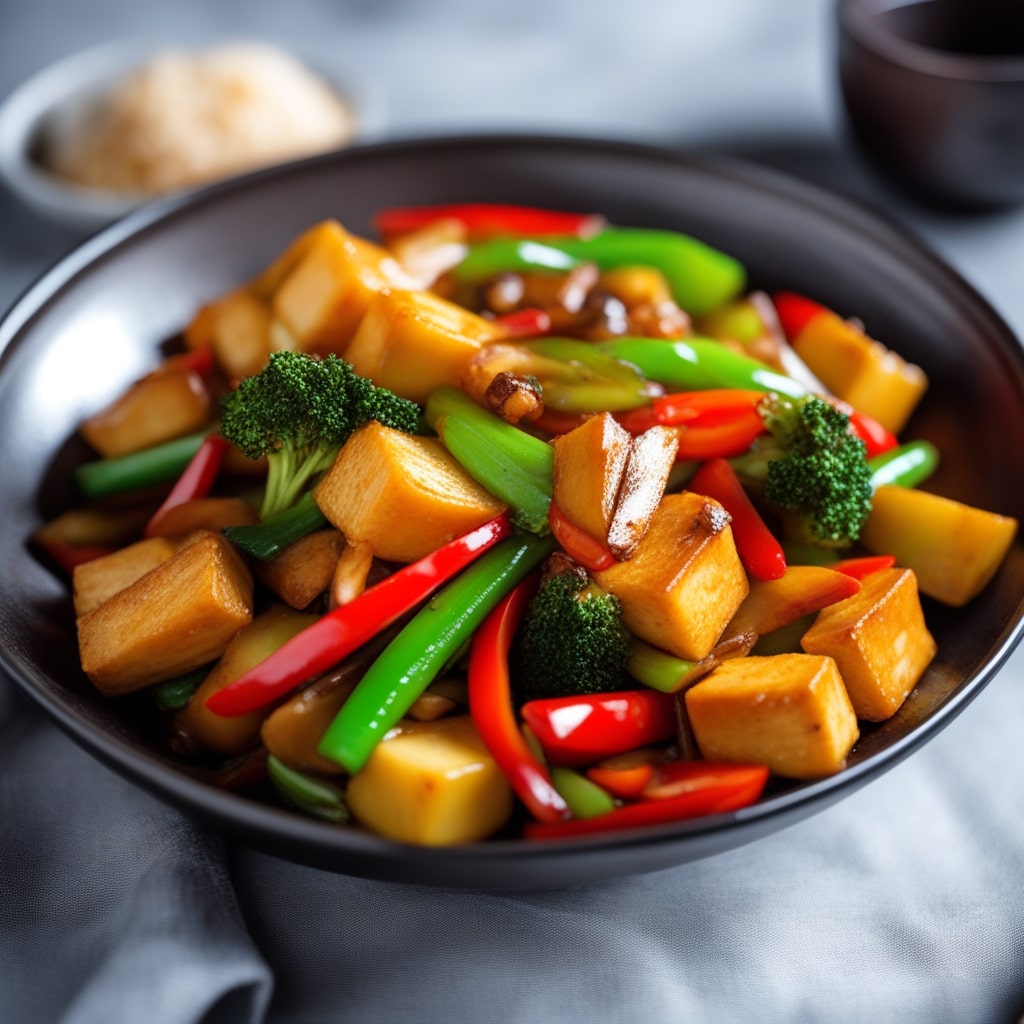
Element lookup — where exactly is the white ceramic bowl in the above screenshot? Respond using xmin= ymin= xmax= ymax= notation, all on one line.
xmin=0 ymin=38 xmax=387 ymax=232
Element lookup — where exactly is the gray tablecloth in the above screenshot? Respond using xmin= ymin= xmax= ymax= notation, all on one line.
xmin=2 ymin=1 xmax=1023 ymax=1021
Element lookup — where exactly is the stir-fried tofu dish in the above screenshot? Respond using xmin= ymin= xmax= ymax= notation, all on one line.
xmin=35 ymin=203 xmax=1018 ymax=845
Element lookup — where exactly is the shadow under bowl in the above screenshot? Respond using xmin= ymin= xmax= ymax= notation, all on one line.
xmin=837 ymin=0 xmax=1024 ymax=210
xmin=1 ymin=134 xmax=1023 ymax=888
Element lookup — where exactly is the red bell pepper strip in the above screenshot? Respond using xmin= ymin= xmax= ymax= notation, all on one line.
xmin=520 ymin=690 xmax=678 ymax=767
xmin=689 ymin=457 xmax=786 ymax=581
xmin=375 ymin=203 xmax=605 ymax=241
xmin=548 ymin=501 xmax=618 ymax=572
xmin=846 ymin=408 xmax=898 ymax=458
xmin=523 ymin=761 xmax=770 ymax=838
xmin=585 ymin=747 xmax=664 ymax=800
xmin=468 ymin=580 xmax=571 ymax=824
xmin=143 ymin=434 xmax=231 ymax=537
xmin=495 ymin=307 xmax=552 ymax=338
xmin=640 ymin=759 xmax=769 ymax=802
xmin=773 ymin=291 xmax=827 ymax=342
xmin=674 ymin=407 xmax=766 ymax=461
xmin=652 ymin=389 xmax=764 ymax=426
xmin=161 ymin=346 xmax=216 ymax=379
xmin=830 ymin=553 xmax=897 ymax=579
xmin=34 ymin=538 xmax=115 ymax=574
xmin=206 ymin=513 xmax=512 ymax=717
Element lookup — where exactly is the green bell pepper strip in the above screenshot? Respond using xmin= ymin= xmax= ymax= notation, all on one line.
xmin=549 ymin=766 xmax=617 ymax=819
xmin=266 ymin=755 xmax=349 ymax=823
xmin=425 ymin=386 xmax=554 ymax=534
xmin=152 ymin=666 xmax=209 ymax=711
xmin=224 ymin=491 xmax=329 ymax=561
xmin=867 ymin=440 xmax=939 ymax=490
xmin=599 ymin=337 xmax=806 ymax=398
xmin=454 ymin=228 xmax=746 ymax=317
xmin=317 ymin=533 xmax=556 ymax=775
xmin=75 ymin=430 xmax=209 ymax=500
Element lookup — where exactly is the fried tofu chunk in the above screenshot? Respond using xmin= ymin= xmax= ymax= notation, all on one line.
xmin=800 ymin=567 xmax=936 ymax=721
xmin=685 ymin=653 xmax=859 ymax=779
xmin=72 ymin=535 xmax=178 ymax=616
xmin=314 ymin=422 xmax=506 ymax=563
xmin=77 ymin=531 xmax=253 ymax=696
xmin=594 ymin=491 xmax=748 ymax=661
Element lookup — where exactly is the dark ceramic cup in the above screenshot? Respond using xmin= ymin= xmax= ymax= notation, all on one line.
xmin=837 ymin=0 xmax=1024 ymax=209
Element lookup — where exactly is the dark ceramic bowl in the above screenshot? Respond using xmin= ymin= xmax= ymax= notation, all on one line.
xmin=837 ymin=0 xmax=1024 ymax=209
xmin=1 ymin=135 xmax=1022 ymax=888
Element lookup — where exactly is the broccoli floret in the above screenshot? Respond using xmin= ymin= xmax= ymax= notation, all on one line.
xmin=731 ymin=393 xmax=873 ymax=548
xmin=514 ymin=563 xmax=630 ymax=702
xmin=221 ymin=351 xmax=419 ymax=519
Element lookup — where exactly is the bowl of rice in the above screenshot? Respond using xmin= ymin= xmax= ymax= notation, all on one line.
xmin=0 ymin=38 xmax=386 ymax=231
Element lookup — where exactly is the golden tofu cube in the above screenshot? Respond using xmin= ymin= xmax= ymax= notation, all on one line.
xmin=184 ymin=287 xmax=273 ymax=384
xmin=315 ymin=422 xmax=506 ymax=563
xmin=80 ymin=366 xmax=212 ymax=458
xmin=594 ymin=492 xmax=749 ymax=661
xmin=859 ymin=485 xmax=1018 ymax=607
xmin=175 ymin=604 xmax=317 ymax=755
xmin=345 ymin=287 xmax=503 ymax=404
xmin=792 ymin=313 xmax=927 ymax=435
xmin=551 ymin=411 xmax=632 ymax=544
xmin=258 ymin=528 xmax=348 ymax=610
xmin=345 ymin=715 xmax=514 ymax=846
xmin=800 ymin=567 xmax=936 ymax=721
xmin=72 ymin=536 xmax=178 ymax=616
xmin=685 ymin=653 xmax=859 ymax=779
xmin=271 ymin=221 xmax=406 ymax=355
xmin=77 ymin=531 xmax=254 ymax=696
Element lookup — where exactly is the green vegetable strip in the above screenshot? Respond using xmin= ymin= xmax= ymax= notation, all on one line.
xmin=152 ymin=666 xmax=209 ymax=711
xmin=318 ymin=534 xmax=556 ymax=775
xmin=626 ymin=639 xmax=698 ymax=694
xmin=599 ymin=337 xmax=806 ymax=398
xmin=224 ymin=491 xmax=328 ymax=561
xmin=75 ymin=430 xmax=208 ymax=500
xmin=549 ymin=766 xmax=617 ymax=819
xmin=425 ymin=387 xmax=554 ymax=533
xmin=266 ymin=755 xmax=349 ymax=823
xmin=868 ymin=440 xmax=939 ymax=490
xmin=454 ymin=228 xmax=746 ymax=316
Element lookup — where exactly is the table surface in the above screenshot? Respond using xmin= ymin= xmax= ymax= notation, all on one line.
xmin=2 ymin=2 xmax=1023 ymax=1023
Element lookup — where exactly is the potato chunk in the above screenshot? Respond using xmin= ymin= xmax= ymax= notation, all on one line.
xmin=859 ymin=485 xmax=1018 ymax=607
xmin=594 ymin=492 xmax=748 ymax=661
xmin=257 ymin=528 xmax=348 ymax=610
xmin=146 ymin=497 xmax=259 ymax=539
xmin=72 ymin=536 xmax=178 ymax=616
xmin=800 ymin=567 xmax=936 ymax=721
xmin=80 ymin=366 xmax=211 ymax=457
xmin=314 ymin=422 xmax=506 ymax=562
xmin=685 ymin=653 xmax=859 ymax=779
xmin=270 ymin=222 xmax=406 ymax=355
xmin=184 ymin=287 xmax=273 ymax=383
xmin=77 ymin=531 xmax=253 ymax=696
xmin=345 ymin=288 xmax=503 ymax=403
xmin=174 ymin=604 xmax=317 ymax=755
xmin=345 ymin=715 xmax=514 ymax=846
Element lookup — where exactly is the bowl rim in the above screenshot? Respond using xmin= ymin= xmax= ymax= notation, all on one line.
xmin=2 ymin=132 xmax=1023 ymax=885
xmin=837 ymin=0 xmax=1024 ymax=83
xmin=0 ymin=35 xmax=388 ymax=231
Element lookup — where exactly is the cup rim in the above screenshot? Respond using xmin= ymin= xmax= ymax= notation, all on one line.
xmin=838 ymin=0 xmax=1024 ymax=83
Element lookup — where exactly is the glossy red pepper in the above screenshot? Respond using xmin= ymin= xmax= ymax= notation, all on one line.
xmin=845 ymin=408 xmax=899 ymax=458
xmin=468 ymin=579 xmax=571 ymax=824
xmin=773 ymin=291 xmax=827 ymax=341
xmin=674 ymin=408 xmax=766 ymax=460
xmin=520 ymin=690 xmax=678 ymax=768
xmin=652 ymin=389 xmax=764 ymax=425
xmin=523 ymin=761 xmax=770 ymax=838
xmin=162 ymin=347 xmax=216 ymax=378
xmin=830 ymin=553 xmax=897 ymax=579
xmin=495 ymin=307 xmax=552 ymax=338
xmin=143 ymin=435 xmax=231 ymax=538
xmin=689 ymin=457 xmax=786 ymax=581
xmin=375 ymin=203 xmax=605 ymax=241
xmin=547 ymin=501 xmax=618 ymax=572
xmin=206 ymin=513 xmax=513 ymax=717
xmin=585 ymin=748 xmax=663 ymax=800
